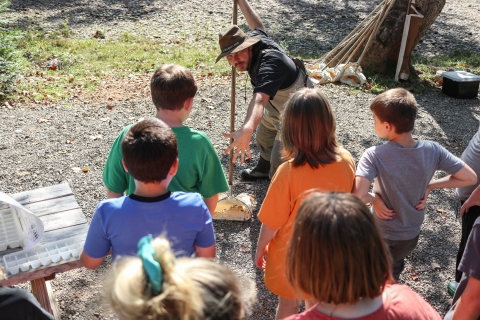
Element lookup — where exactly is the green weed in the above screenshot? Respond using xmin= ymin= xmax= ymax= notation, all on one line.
xmin=10 ymin=27 xmax=230 ymax=102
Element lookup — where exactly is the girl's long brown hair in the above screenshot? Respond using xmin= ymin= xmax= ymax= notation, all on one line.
xmin=286 ymin=192 xmax=393 ymax=304
xmin=281 ymin=88 xmax=339 ymax=168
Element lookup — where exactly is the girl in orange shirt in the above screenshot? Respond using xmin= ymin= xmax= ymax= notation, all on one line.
xmin=254 ymin=88 xmax=356 ymax=319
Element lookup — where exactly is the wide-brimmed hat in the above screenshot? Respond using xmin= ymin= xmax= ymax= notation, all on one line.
xmin=215 ymin=25 xmax=260 ymax=63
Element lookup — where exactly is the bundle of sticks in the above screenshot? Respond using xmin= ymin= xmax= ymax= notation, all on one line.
xmin=307 ymin=0 xmax=397 ymax=86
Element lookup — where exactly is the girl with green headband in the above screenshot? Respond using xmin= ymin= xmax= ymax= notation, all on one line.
xmin=105 ymin=235 xmax=254 ymax=320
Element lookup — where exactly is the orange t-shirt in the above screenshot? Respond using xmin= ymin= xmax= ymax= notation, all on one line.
xmin=258 ymin=148 xmax=355 ymax=299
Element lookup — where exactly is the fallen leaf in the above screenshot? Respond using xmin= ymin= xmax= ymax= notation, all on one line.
xmin=410 ymin=274 xmax=419 ymax=281
xmin=38 ymin=118 xmax=47 ymax=123
xmin=239 ymin=246 xmax=251 ymax=253
xmin=446 ymin=141 xmax=451 ymax=146
xmin=50 ymin=65 xmax=57 ymax=71
xmin=107 ymin=105 xmax=114 ymax=110
xmin=436 ymin=209 xmax=447 ymax=214
xmin=431 ymin=262 xmax=441 ymax=270
xmin=82 ymin=167 xmax=89 ymax=173
xmin=89 ymin=135 xmax=102 ymax=140
xmin=441 ymin=217 xmax=446 ymax=221
xmin=66 ymin=138 xmax=73 ymax=144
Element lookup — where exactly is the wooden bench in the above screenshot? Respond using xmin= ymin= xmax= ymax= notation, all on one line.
xmin=0 ymin=183 xmax=88 ymax=319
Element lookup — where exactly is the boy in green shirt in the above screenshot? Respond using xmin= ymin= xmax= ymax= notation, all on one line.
xmin=103 ymin=64 xmax=229 ymax=214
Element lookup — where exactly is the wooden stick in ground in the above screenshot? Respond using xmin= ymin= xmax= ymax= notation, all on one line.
xmin=229 ymin=0 xmax=237 ymax=191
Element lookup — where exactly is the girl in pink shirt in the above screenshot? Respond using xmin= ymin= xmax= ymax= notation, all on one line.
xmin=284 ymin=193 xmax=442 ymax=320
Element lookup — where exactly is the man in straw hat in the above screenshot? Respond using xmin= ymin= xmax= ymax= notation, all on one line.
xmin=217 ymin=0 xmax=312 ymax=180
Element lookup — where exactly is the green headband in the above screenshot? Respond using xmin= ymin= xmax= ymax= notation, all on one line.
xmin=137 ymin=235 xmax=162 ymax=295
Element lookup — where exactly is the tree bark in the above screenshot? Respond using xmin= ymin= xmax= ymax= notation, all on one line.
xmin=360 ymin=0 xmax=446 ymax=75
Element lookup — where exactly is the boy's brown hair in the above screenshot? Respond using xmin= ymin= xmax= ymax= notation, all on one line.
xmin=122 ymin=118 xmax=178 ymax=183
xmin=151 ymin=64 xmax=198 ymax=111
xmin=370 ymin=88 xmax=418 ymax=134
xmin=286 ymin=192 xmax=392 ymax=304
xmin=282 ymin=88 xmax=339 ymax=169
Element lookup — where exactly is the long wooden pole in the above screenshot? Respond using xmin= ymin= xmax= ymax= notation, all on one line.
xmin=229 ymin=0 xmax=237 ymax=193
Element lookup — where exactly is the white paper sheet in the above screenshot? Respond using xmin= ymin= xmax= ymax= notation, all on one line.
xmin=0 ymin=192 xmax=44 ymax=250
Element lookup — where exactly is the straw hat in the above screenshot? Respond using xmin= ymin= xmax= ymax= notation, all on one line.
xmin=215 ymin=25 xmax=260 ymax=63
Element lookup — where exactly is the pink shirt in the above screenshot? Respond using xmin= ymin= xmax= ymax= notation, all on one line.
xmin=284 ymin=285 xmax=441 ymax=320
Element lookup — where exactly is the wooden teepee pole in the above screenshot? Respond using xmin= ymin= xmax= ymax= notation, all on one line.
xmin=229 ymin=0 xmax=238 ymax=192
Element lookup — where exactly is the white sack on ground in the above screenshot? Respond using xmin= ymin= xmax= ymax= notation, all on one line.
xmin=307 ymin=63 xmax=366 ymax=87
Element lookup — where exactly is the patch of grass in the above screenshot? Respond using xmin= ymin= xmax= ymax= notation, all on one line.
xmin=11 ymin=26 xmax=230 ymax=102
xmin=0 ymin=0 xmax=22 ymax=102
xmin=358 ymin=51 xmax=480 ymax=95
xmin=412 ymin=50 xmax=480 ymax=87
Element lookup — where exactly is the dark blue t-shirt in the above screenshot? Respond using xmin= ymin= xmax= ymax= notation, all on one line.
xmin=247 ymin=29 xmax=298 ymax=99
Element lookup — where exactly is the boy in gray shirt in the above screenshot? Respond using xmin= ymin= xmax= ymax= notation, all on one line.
xmin=353 ymin=88 xmax=477 ymax=280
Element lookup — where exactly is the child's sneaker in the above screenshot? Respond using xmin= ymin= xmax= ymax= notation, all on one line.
xmin=447 ymin=281 xmax=458 ymax=297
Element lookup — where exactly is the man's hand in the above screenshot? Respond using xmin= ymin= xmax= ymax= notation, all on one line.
xmin=372 ymin=195 xmax=396 ymax=220
xmin=223 ymin=127 xmax=254 ymax=163
xmin=223 ymin=92 xmax=268 ymax=163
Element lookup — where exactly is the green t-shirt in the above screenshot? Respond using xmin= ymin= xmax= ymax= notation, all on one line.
xmin=103 ymin=124 xmax=229 ymax=198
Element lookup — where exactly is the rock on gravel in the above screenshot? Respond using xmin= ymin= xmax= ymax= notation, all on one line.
xmin=1 ymin=0 xmax=480 ymax=319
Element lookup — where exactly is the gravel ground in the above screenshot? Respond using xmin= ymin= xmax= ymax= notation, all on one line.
xmin=1 ymin=0 xmax=480 ymax=319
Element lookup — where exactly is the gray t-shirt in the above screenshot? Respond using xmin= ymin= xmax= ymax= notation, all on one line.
xmin=444 ymin=217 xmax=480 ymax=320
xmin=457 ymin=124 xmax=480 ymax=200
xmin=356 ymin=140 xmax=464 ymax=240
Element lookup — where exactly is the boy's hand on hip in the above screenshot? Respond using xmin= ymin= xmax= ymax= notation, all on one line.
xmin=415 ymin=188 xmax=431 ymax=211
xmin=460 ymin=196 xmax=480 ymax=216
xmin=372 ymin=197 xmax=396 ymax=220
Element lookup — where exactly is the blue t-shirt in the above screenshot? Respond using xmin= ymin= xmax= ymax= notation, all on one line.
xmin=83 ymin=192 xmax=215 ymax=260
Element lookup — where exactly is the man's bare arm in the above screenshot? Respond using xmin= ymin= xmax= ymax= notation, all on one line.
xmin=237 ymin=0 xmax=265 ymax=31
xmin=223 ymin=92 xmax=269 ymax=162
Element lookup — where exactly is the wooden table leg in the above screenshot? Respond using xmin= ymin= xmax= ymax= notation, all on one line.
xmin=31 ymin=277 xmax=61 ymax=320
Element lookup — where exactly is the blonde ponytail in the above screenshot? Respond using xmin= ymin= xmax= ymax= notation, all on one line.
xmin=105 ymin=237 xmax=253 ymax=320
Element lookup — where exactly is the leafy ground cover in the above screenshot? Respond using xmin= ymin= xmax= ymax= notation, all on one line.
xmin=1 ymin=16 xmax=479 ymax=104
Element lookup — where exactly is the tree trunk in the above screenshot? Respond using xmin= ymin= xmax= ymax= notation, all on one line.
xmin=360 ymin=0 xmax=445 ymax=75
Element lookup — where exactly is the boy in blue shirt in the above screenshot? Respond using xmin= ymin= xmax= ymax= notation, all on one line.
xmin=353 ymin=88 xmax=476 ymax=280
xmin=81 ymin=118 xmax=216 ymax=269
xmin=102 ymin=64 xmax=228 ymax=215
